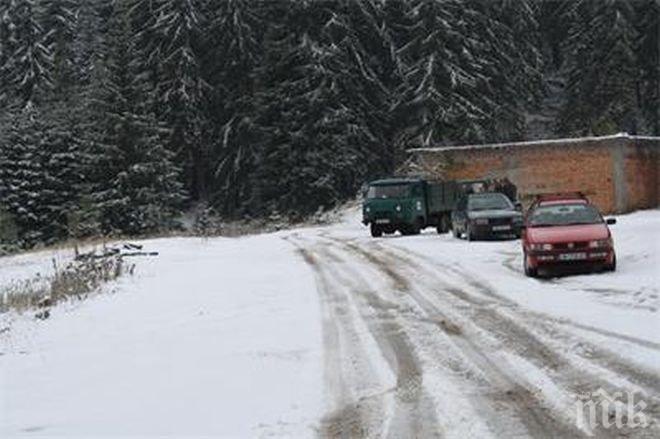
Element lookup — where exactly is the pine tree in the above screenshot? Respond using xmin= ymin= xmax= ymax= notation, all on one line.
xmin=127 ymin=0 xmax=160 ymax=89
xmin=0 ymin=0 xmax=53 ymax=106
xmin=41 ymin=0 xmax=77 ymax=96
xmin=561 ymin=0 xmax=640 ymax=135
xmin=392 ymin=0 xmax=545 ymax=145
xmin=477 ymin=0 xmax=544 ymax=140
xmin=538 ymin=0 xmax=573 ymax=70
xmin=325 ymin=0 xmax=401 ymax=177
xmin=0 ymin=104 xmax=50 ymax=245
xmin=0 ymin=1 xmax=12 ymax=107
xmin=252 ymin=1 xmax=375 ymax=216
xmin=38 ymin=101 xmax=87 ymax=240
xmin=397 ymin=0 xmax=487 ymax=145
xmin=380 ymin=0 xmax=416 ymax=156
xmin=204 ymin=0 xmax=264 ymax=216
xmin=0 ymin=100 xmax=87 ymax=246
xmin=148 ymin=0 xmax=209 ymax=201
xmin=88 ymin=0 xmax=185 ymax=235
xmin=636 ymin=0 xmax=660 ymax=135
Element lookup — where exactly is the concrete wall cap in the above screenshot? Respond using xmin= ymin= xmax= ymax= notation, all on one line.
xmin=408 ymin=133 xmax=660 ymax=153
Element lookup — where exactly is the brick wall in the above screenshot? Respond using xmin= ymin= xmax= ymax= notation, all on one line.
xmin=624 ymin=140 xmax=658 ymax=211
xmin=409 ymin=135 xmax=660 ymax=214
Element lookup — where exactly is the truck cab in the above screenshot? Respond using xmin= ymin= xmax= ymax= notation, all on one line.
xmin=362 ymin=178 xmax=426 ymax=237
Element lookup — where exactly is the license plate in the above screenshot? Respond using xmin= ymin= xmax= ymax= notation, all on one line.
xmin=492 ymin=225 xmax=511 ymax=231
xmin=375 ymin=219 xmax=390 ymax=224
xmin=558 ymin=253 xmax=587 ymax=261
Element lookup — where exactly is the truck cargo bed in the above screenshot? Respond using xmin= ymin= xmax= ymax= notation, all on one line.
xmin=426 ymin=181 xmax=458 ymax=214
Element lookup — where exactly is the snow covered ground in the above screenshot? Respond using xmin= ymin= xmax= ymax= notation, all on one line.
xmin=1 ymin=237 xmax=323 ymax=437
xmin=1 ymin=208 xmax=659 ymax=438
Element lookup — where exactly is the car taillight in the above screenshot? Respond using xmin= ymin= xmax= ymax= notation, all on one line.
xmin=588 ymin=238 xmax=612 ymax=248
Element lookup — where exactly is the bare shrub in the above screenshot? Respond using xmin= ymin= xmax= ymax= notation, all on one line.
xmin=1 ymin=278 xmax=49 ymax=313
xmin=49 ymin=256 xmax=132 ymax=304
xmin=1 ymin=254 xmax=134 ymax=316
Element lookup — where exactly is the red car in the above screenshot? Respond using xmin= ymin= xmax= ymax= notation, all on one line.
xmin=522 ymin=193 xmax=617 ymax=277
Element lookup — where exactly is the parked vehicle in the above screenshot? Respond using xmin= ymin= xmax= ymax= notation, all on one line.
xmin=362 ymin=178 xmax=458 ymax=237
xmin=451 ymin=192 xmax=523 ymax=240
xmin=521 ymin=193 xmax=616 ymax=277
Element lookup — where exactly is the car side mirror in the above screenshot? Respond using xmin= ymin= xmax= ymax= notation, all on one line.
xmin=514 ymin=202 xmax=522 ymax=211
xmin=606 ymin=218 xmax=616 ymax=225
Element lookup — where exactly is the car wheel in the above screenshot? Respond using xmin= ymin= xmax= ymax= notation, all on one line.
xmin=606 ymin=254 xmax=617 ymax=272
xmin=466 ymin=225 xmax=475 ymax=241
xmin=370 ymin=223 xmax=383 ymax=238
xmin=524 ymin=253 xmax=538 ymax=278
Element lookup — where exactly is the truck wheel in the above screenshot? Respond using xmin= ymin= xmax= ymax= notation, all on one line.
xmin=524 ymin=253 xmax=538 ymax=278
xmin=411 ymin=218 xmax=422 ymax=235
xmin=437 ymin=215 xmax=450 ymax=234
xmin=370 ymin=224 xmax=383 ymax=238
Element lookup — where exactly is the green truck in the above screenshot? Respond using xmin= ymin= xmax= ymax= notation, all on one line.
xmin=362 ymin=178 xmax=459 ymax=237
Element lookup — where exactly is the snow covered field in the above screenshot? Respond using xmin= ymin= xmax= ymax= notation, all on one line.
xmin=1 ymin=208 xmax=659 ymax=438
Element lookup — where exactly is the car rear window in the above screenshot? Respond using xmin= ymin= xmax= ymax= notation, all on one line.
xmin=467 ymin=193 xmax=513 ymax=211
xmin=529 ymin=203 xmax=603 ymax=226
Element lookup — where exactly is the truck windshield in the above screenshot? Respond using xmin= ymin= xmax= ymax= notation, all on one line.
xmin=529 ymin=204 xmax=603 ymax=226
xmin=467 ymin=193 xmax=513 ymax=211
xmin=367 ymin=184 xmax=410 ymax=199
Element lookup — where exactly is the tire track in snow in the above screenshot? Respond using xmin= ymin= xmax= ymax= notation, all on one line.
xmin=286 ymin=238 xmax=386 ymax=438
xmin=326 ymin=237 xmax=589 ymax=438
xmin=358 ymin=239 xmax=660 ymax=437
xmin=286 ymin=236 xmax=442 ymax=438
xmin=382 ymin=242 xmax=660 ymax=393
xmin=292 ymin=230 xmax=660 ymax=437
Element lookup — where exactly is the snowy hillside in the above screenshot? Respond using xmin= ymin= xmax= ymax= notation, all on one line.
xmin=1 ymin=209 xmax=659 ymax=437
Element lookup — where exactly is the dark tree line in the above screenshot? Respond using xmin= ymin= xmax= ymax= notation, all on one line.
xmin=0 ymin=0 xmax=658 ymax=249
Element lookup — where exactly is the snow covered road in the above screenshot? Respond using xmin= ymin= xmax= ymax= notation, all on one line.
xmin=1 ymin=209 xmax=659 ymax=437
